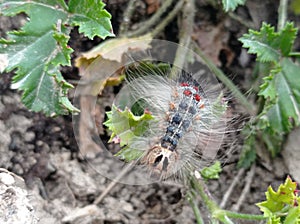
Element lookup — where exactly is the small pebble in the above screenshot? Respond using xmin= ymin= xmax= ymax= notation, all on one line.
xmin=0 ymin=172 xmax=15 ymax=186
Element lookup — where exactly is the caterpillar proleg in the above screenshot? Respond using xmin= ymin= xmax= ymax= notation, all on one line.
xmin=113 ymin=62 xmax=229 ymax=181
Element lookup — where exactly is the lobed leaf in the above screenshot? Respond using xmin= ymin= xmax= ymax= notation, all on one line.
xmin=104 ymin=105 xmax=154 ymax=161
xmin=68 ymin=0 xmax=115 ymax=39
xmin=239 ymin=22 xmax=297 ymax=63
xmin=222 ymin=0 xmax=246 ymax=12
xmin=200 ymin=161 xmax=222 ymax=180
xmin=257 ymin=177 xmax=300 ymax=223
xmin=0 ymin=0 xmax=113 ymax=115
xmin=265 ymin=59 xmax=300 ymax=133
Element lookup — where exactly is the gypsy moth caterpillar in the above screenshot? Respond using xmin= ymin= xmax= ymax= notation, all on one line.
xmin=112 ymin=61 xmax=230 ymax=181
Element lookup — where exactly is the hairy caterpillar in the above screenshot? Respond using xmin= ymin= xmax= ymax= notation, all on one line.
xmin=113 ymin=62 xmax=229 ymax=181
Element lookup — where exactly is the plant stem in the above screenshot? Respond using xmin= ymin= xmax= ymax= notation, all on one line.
xmin=170 ymin=0 xmax=195 ymax=78
xmin=191 ymin=173 xmax=267 ymax=222
xmin=187 ymin=191 xmax=205 ymax=224
xmin=224 ymin=210 xmax=266 ymax=220
xmin=192 ymin=41 xmax=255 ymax=115
xmin=119 ymin=0 xmax=137 ymax=36
xmin=150 ymin=0 xmax=184 ymax=38
xmin=190 ymin=175 xmax=220 ymax=215
xmin=228 ymin=12 xmax=255 ymax=29
xmin=127 ymin=0 xmax=175 ymax=37
xmin=278 ymin=0 xmax=288 ymax=30
xmin=289 ymin=52 xmax=300 ymax=57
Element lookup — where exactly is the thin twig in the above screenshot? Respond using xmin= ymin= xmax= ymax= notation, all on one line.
xmin=150 ymin=0 xmax=185 ymax=38
xmin=220 ymin=168 xmax=245 ymax=209
xmin=119 ymin=0 xmax=138 ymax=36
xmin=93 ymin=163 xmax=134 ymax=205
xmin=170 ymin=0 xmax=195 ymax=78
xmin=192 ymin=41 xmax=255 ymax=115
xmin=231 ymin=164 xmax=256 ymax=211
xmin=187 ymin=191 xmax=205 ymax=224
xmin=127 ymin=0 xmax=176 ymax=37
xmin=278 ymin=0 xmax=288 ymax=30
xmin=228 ymin=12 xmax=255 ymax=29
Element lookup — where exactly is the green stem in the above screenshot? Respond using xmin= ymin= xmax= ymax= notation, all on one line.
xmin=289 ymin=52 xmax=300 ymax=57
xmin=192 ymin=41 xmax=255 ymax=115
xmin=190 ymin=174 xmax=267 ymax=223
xmin=278 ymin=0 xmax=288 ymax=30
xmin=224 ymin=210 xmax=266 ymax=220
xmin=170 ymin=0 xmax=195 ymax=78
xmin=228 ymin=12 xmax=255 ymax=29
xmin=127 ymin=0 xmax=176 ymax=37
xmin=190 ymin=175 xmax=221 ymax=214
xmin=187 ymin=191 xmax=205 ymax=224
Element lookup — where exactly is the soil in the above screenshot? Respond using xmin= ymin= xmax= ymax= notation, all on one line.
xmin=0 ymin=0 xmax=299 ymax=223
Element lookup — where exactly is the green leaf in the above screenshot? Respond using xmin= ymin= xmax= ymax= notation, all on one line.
xmin=237 ymin=127 xmax=256 ymax=169
xmin=104 ymin=105 xmax=154 ymax=146
xmin=265 ymin=59 xmax=300 ymax=133
xmin=115 ymin=146 xmax=144 ymax=162
xmin=68 ymin=0 xmax=115 ymax=39
xmin=0 ymin=1 xmax=71 ymax=115
xmin=200 ymin=161 xmax=222 ymax=180
xmin=0 ymin=0 xmax=113 ymax=115
xmin=222 ymin=0 xmax=246 ymax=12
xmin=258 ymin=73 xmax=277 ymax=101
xmin=239 ymin=22 xmax=298 ymax=62
xmin=104 ymin=105 xmax=155 ymax=162
xmin=239 ymin=23 xmax=280 ymax=62
xmin=284 ymin=207 xmax=300 ymax=224
xmin=257 ymin=177 xmax=300 ymax=223
xmin=276 ymin=23 xmax=297 ymax=56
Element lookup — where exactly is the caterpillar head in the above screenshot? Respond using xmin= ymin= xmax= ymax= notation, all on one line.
xmin=142 ymin=145 xmax=179 ymax=179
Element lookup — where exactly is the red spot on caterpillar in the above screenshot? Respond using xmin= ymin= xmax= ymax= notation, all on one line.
xmin=183 ymin=90 xmax=192 ymax=96
xmin=193 ymin=86 xmax=199 ymax=91
xmin=180 ymin=82 xmax=189 ymax=87
xmin=194 ymin=94 xmax=201 ymax=101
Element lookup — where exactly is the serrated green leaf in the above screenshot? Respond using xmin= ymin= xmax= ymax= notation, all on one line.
xmin=265 ymin=59 xmax=300 ymax=133
xmin=284 ymin=207 xmax=300 ymax=224
xmin=239 ymin=22 xmax=298 ymax=63
xmin=258 ymin=73 xmax=277 ymax=100
xmin=237 ymin=128 xmax=256 ymax=169
xmin=200 ymin=161 xmax=222 ymax=180
xmin=69 ymin=0 xmax=114 ymax=39
xmin=276 ymin=23 xmax=297 ymax=56
xmin=104 ymin=105 xmax=155 ymax=161
xmin=0 ymin=0 xmax=113 ymax=115
xmin=257 ymin=177 xmax=299 ymax=221
xmin=222 ymin=0 xmax=246 ymax=12
xmin=115 ymin=146 xmax=144 ymax=162
xmin=104 ymin=105 xmax=154 ymax=146
xmin=239 ymin=23 xmax=281 ymax=62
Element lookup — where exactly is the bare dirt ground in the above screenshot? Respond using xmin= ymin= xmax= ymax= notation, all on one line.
xmin=0 ymin=0 xmax=299 ymax=223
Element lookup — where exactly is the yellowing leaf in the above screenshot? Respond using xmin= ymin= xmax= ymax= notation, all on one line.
xmin=75 ymin=34 xmax=152 ymax=67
